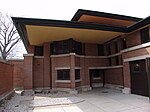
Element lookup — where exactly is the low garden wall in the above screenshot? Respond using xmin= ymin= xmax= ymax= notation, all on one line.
xmin=0 ymin=60 xmax=14 ymax=102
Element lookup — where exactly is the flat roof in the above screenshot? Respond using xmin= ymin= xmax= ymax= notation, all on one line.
xmin=71 ymin=9 xmax=142 ymax=27
xmin=12 ymin=9 xmax=150 ymax=51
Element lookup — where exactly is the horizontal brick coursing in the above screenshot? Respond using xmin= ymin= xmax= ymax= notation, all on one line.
xmin=126 ymin=31 xmax=141 ymax=48
xmin=0 ymin=61 xmax=13 ymax=96
xmin=9 ymin=60 xmax=24 ymax=88
xmin=105 ymin=68 xmax=123 ymax=86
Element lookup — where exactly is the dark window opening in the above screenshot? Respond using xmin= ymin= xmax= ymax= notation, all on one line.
xmin=51 ymin=38 xmax=83 ymax=55
xmin=122 ymin=38 xmax=127 ymax=49
xmin=109 ymin=58 xmax=112 ymax=66
xmin=140 ymin=27 xmax=149 ymax=44
xmin=98 ymin=44 xmax=104 ymax=56
xmin=92 ymin=70 xmax=100 ymax=78
xmin=115 ymin=56 xmax=119 ymax=65
xmin=90 ymin=69 xmax=103 ymax=78
xmin=75 ymin=69 xmax=80 ymax=80
xmin=34 ymin=46 xmax=43 ymax=56
xmin=57 ymin=69 xmax=70 ymax=80
xmin=114 ymin=42 xmax=118 ymax=53
xmin=106 ymin=44 xmax=111 ymax=55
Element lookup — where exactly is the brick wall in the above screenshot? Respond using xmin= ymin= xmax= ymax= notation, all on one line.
xmin=0 ymin=61 xmax=13 ymax=96
xmin=126 ymin=31 xmax=141 ymax=48
xmin=33 ymin=57 xmax=44 ymax=88
xmin=105 ymin=68 xmax=123 ymax=86
xmin=9 ymin=60 xmax=24 ymax=88
xmin=85 ymin=43 xmax=98 ymax=56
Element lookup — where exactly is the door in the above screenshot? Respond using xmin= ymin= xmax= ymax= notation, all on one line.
xmin=89 ymin=69 xmax=104 ymax=88
xmin=130 ymin=60 xmax=148 ymax=96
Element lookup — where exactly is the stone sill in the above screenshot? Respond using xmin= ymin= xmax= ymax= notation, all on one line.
xmin=88 ymin=65 xmax=123 ymax=70
xmin=55 ymin=80 xmax=71 ymax=83
xmin=93 ymin=77 xmax=101 ymax=80
xmin=121 ymin=41 xmax=150 ymax=53
xmin=75 ymin=79 xmax=81 ymax=82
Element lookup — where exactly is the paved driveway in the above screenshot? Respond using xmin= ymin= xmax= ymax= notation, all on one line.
xmin=33 ymin=88 xmax=150 ymax=112
xmin=0 ymin=88 xmax=150 ymax=112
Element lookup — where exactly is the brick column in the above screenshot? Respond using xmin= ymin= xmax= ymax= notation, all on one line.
xmin=70 ymin=53 xmax=75 ymax=89
xmin=43 ymin=43 xmax=51 ymax=89
xmin=28 ymin=45 xmax=35 ymax=54
xmin=122 ymin=62 xmax=131 ymax=94
xmin=23 ymin=54 xmax=34 ymax=90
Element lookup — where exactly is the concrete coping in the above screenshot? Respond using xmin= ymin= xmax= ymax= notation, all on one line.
xmin=55 ymin=67 xmax=70 ymax=70
xmin=88 ymin=65 xmax=123 ymax=70
xmin=121 ymin=41 xmax=150 ymax=53
xmin=55 ymin=80 xmax=71 ymax=83
xmin=124 ymin=54 xmax=150 ymax=62
xmin=0 ymin=59 xmax=14 ymax=65
xmin=93 ymin=77 xmax=102 ymax=80
xmin=75 ymin=79 xmax=81 ymax=82
xmin=23 ymin=53 xmax=34 ymax=57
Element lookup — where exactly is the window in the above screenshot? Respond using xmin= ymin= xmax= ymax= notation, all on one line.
xmin=109 ymin=58 xmax=112 ymax=66
xmin=98 ymin=44 xmax=104 ymax=56
xmin=140 ymin=27 xmax=149 ymax=44
xmin=115 ymin=56 xmax=119 ymax=65
xmin=75 ymin=69 xmax=80 ymax=80
xmin=93 ymin=70 xmax=100 ymax=78
xmin=90 ymin=69 xmax=103 ymax=78
xmin=114 ymin=42 xmax=118 ymax=53
xmin=34 ymin=46 xmax=43 ymax=56
xmin=122 ymin=38 xmax=127 ymax=49
xmin=51 ymin=38 xmax=83 ymax=55
xmin=108 ymin=44 xmax=111 ymax=55
xmin=57 ymin=69 xmax=70 ymax=80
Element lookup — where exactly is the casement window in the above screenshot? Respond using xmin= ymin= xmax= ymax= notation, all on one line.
xmin=107 ymin=44 xmax=111 ymax=55
xmin=114 ymin=42 xmax=118 ymax=53
xmin=98 ymin=44 xmax=104 ymax=56
xmin=140 ymin=27 xmax=150 ymax=44
xmin=57 ymin=69 xmax=70 ymax=80
xmin=93 ymin=70 xmax=100 ymax=78
xmin=75 ymin=69 xmax=80 ymax=80
xmin=51 ymin=38 xmax=83 ymax=55
xmin=109 ymin=58 xmax=112 ymax=66
xmin=115 ymin=56 xmax=119 ymax=65
xmin=122 ymin=38 xmax=127 ymax=49
xmin=34 ymin=46 xmax=43 ymax=56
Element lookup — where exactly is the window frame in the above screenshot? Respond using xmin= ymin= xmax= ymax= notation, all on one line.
xmin=57 ymin=69 xmax=70 ymax=80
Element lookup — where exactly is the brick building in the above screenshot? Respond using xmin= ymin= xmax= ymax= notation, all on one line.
xmin=12 ymin=9 xmax=150 ymax=97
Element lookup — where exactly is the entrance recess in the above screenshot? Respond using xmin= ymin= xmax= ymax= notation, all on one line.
xmin=89 ymin=69 xmax=104 ymax=88
xmin=130 ymin=60 xmax=148 ymax=96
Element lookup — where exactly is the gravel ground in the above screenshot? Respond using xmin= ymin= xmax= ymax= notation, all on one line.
xmin=0 ymin=91 xmax=83 ymax=112
xmin=0 ymin=91 xmax=33 ymax=112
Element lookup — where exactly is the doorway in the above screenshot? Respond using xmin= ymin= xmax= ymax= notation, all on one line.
xmin=89 ymin=69 xmax=104 ymax=88
xmin=130 ymin=60 xmax=148 ymax=96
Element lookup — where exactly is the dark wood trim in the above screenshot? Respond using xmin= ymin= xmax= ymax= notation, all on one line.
xmin=146 ymin=58 xmax=150 ymax=101
xmin=12 ymin=17 xmax=127 ymax=32
xmin=71 ymin=9 xmax=142 ymax=22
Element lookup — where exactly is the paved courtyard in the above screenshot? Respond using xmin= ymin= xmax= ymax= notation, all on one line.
xmin=0 ymin=88 xmax=150 ymax=112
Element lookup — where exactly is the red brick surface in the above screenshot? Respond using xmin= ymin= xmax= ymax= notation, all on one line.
xmin=43 ymin=43 xmax=51 ymax=88
xmin=0 ymin=61 xmax=13 ymax=96
xmin=23 ymin=56 xmax=33 ymax=90
xmin=126 ymin=31 xmax=141 ymax=48
xmin=33 ymin=57 xmax=44 ymax=88
xmin=105 ymin=68 xmax=123 ymax=86
xmin=9 ymin=60 xmax=24 ymax=88
xmin=123 ymin=62 xmax=131 ymax=88
xmin=85 ymin=43 xmax=98 ymax=56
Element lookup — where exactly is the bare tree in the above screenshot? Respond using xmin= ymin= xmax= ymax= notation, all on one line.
xmin=0 ymin=12 xmax=20 ymax=60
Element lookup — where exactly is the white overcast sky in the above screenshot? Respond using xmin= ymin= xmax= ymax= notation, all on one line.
xmin=0 ymin=0 xmax=150 ymax=20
